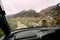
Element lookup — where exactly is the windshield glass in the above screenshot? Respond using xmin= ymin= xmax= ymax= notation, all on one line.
xmin=1 ymin=0 xmax=60 ymax=31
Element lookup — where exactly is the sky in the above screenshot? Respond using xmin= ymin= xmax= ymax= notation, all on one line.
xmin=1 ymin=0 xmax=60 ymax=15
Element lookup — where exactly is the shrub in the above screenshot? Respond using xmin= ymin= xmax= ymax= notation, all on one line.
xmin=0 ymin=29 xmax=4 ymax=37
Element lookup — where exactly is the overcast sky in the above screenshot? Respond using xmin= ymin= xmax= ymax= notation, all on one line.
xmin=1 ymin=0 xmax=60 ymax=15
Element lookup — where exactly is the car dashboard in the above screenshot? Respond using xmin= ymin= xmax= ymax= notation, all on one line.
xmin=0 ymin=27 xmax=60 ymax=40
xmin=6 ymin=28 xmax=56 ymax=40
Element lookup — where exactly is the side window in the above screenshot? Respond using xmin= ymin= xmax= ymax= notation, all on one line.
xmin=0 ymin=28 xmax=4 ymax=37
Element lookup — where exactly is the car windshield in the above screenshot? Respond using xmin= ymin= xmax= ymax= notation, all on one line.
xmin=0 ymin=0 xmax=60 ymax=33
xmin=2 ymin=0 xmax=60 ymax=30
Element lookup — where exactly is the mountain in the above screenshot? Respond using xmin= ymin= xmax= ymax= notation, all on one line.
xmin=6 ymin=5 xmax=60 ymax=20
xmin=6 ymin=14 xmax=14 ymax=19
xmin=40 ymin=5 xmax=60 ymax=22
xmin=14 ymin=9 xmax=40 ymax=18
xmin=40 ymin=5 xmax=60 ymax=17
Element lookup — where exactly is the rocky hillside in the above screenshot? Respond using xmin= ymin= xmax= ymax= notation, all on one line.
xmin=40 ymin=5 xmax=60 ymax=17
xmin=39 ymin=5 xmax=60 ymax=26
xmin=13 ymin=9 xmax=40 ymax=18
